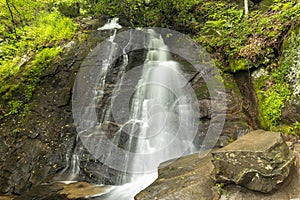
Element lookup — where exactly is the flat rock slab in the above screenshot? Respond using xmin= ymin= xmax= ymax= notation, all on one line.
xmin=0 ymin=196 xmax=15 ymax=200
xmin=58 ymin=182 xmax=109 ymax=199
xmin=135 ymin=153 xmax=218 ymax=200
xmin=212 ymin=130 xmax=295 ymax=193
xmin=13 ymin=182 xmax=109 ymax=200
xmin=220 ymin=143 xmax=300 ymax=199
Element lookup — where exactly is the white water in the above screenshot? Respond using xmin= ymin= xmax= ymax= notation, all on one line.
xmin=97 ymin=29 xmax=198 ymax=199
xmin=97 ymin=18 xmax=122 ymax=30
xmin=61 ymin=18 xmax=125 ymax=183
xmin=72 ymin=19 xmax=199 ymax=199
xmin=124 ymin=29 xmax=197 ymax=175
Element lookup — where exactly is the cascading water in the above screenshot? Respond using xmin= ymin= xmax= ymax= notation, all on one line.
xmin=99 ymin=29 xmax=198 ymax=199
xmin=112 ymin=29 xmax=198 ymax=180
xmin=59 ymin=18 xmax=125 ymax=183
xmin=72 ymin=18 xmax=200 ymax=199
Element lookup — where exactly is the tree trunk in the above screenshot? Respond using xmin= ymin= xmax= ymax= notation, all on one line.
xmin=244 ymin=0 xmax=249 ymax=15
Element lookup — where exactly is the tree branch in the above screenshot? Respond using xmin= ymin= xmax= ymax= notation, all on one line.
xmin=5 ymin=0 xmax=16 ymax=35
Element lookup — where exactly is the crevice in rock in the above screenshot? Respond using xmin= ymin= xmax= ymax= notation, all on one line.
xmin=233 ymin=70 xmax=261 ymax=130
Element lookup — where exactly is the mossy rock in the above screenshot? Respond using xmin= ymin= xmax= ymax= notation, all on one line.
xmin=279 ymin=25 xmax=300 ymax=106
xmin=260 ymin=25 xmax=300 ymax=131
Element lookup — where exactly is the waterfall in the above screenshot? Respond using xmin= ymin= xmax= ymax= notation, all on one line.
xmin=95 ymin=29 xmax=198 ymax=199
xmin=115 ymin=29 xmax=198 ymax=178
xmin=72 ymin=19 xmax=200 ymax=199
xmin=61 ymin=18 xmax=126 ymax=182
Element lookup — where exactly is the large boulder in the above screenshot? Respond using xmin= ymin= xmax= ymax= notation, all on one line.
xmin=212 ymin=130 xmax=294 ymax=193
xmin=135 ymin=153 xmax=218 ymax=200
xmin=220 ymin=143 xmax=300 ymax=199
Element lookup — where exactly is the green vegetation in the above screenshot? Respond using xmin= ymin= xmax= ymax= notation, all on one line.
xmin=253 ymin=22 xmax=300 ymax=131
xmin=197 ymin=0 xmax=300 ymax=71
xmin=227 ymin=137 xmax=235 ymax=145
xmin=0 ymin=0 xmax=78 ymax=119
xmin=95 ymin=0 xmax=299 ymax=70
xmin=278 ymin=26 xmax=300 ymax=103
xmin=272 ymin=121 xmax=300 ymax=136
xmin=1 ymin=0 xmax=300 ymax=136
xmin=192 ymin=0 xmax=299 ymax=132
xmin=255 ymin=80 xmax=290 ymax=129
xmin=216 ymin=182 xmax=225 ymax=195
xmin=94 ymin=0 xmax=200 ymax=32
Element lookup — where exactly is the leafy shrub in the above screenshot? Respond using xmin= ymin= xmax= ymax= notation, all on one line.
xmin=261 ymin=83 xmax=290 ymax=128
xmin=196 ymin=0 xmax=300 ymax=71
xmin=24 ymin=10 xmax=77 ymax=47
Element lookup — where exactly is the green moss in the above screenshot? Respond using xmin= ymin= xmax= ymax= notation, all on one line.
xmin=216 ymin=182 xmax=225 ymax=195
xmin=229 ymin=58 xmax=248 ymax=72
xmin=227 ymin=137 xmax=235 ymax=145
xmin=1 ymin=47 xmax=62 ymax=118
xmin=24 ymin=47 xmax=62 ymax=100
xmin=223 ymin=73 xmax=240 ymax=93
xmin=255 ymin=78 xmax=290 ymax=129
xmin=252 ymin=25 xmax=300 ymax=131
xmin=240 ymin=121 xmax=250 ymax=129
xmin=5 ymin=100 xmax=23 ymax=116
xmin=272 ymin=121 xmax=300 ymax=136
xmin=263 ymin=84 xmax=290 ymax=127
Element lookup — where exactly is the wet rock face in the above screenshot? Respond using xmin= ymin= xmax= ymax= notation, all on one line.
xmin=212 ymin=130 xmax=294 ymax=193
xmin=135 ymin=153 xmax=218 ymax=200
xmin=194 ymin=73 xmax=250 ymax=148
xmin=0 ymin=139 xmax=53 ymax=194
xmin=0 ymin=19 xmax=110 ymax=194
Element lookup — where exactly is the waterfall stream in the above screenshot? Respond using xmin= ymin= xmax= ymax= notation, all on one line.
xmin=71 ymin=18 xmax=200 ymax=199
xmin=111 ymin=29 xmax=199 ymax=181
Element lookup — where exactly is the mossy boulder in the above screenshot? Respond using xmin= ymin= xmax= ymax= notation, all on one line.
xmin=252 ymin=25 xmax=300 ymax=133
xmin=279 ymin=25 xmax=300 ymax=129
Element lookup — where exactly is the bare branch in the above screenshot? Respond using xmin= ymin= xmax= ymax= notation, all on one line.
xmin=5 ymin=0 xmax=16 ymax=34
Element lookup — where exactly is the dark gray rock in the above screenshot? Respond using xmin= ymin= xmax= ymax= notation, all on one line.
xmin=135 ymin=153 xmax=218 ymax=200
xmin=212 ymin=130 xmax=294 ymax=193
xmin=0 ymin=139 xmax=55 ymax=194
xmin=282 ymin=102 xmax=300 ymax=124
